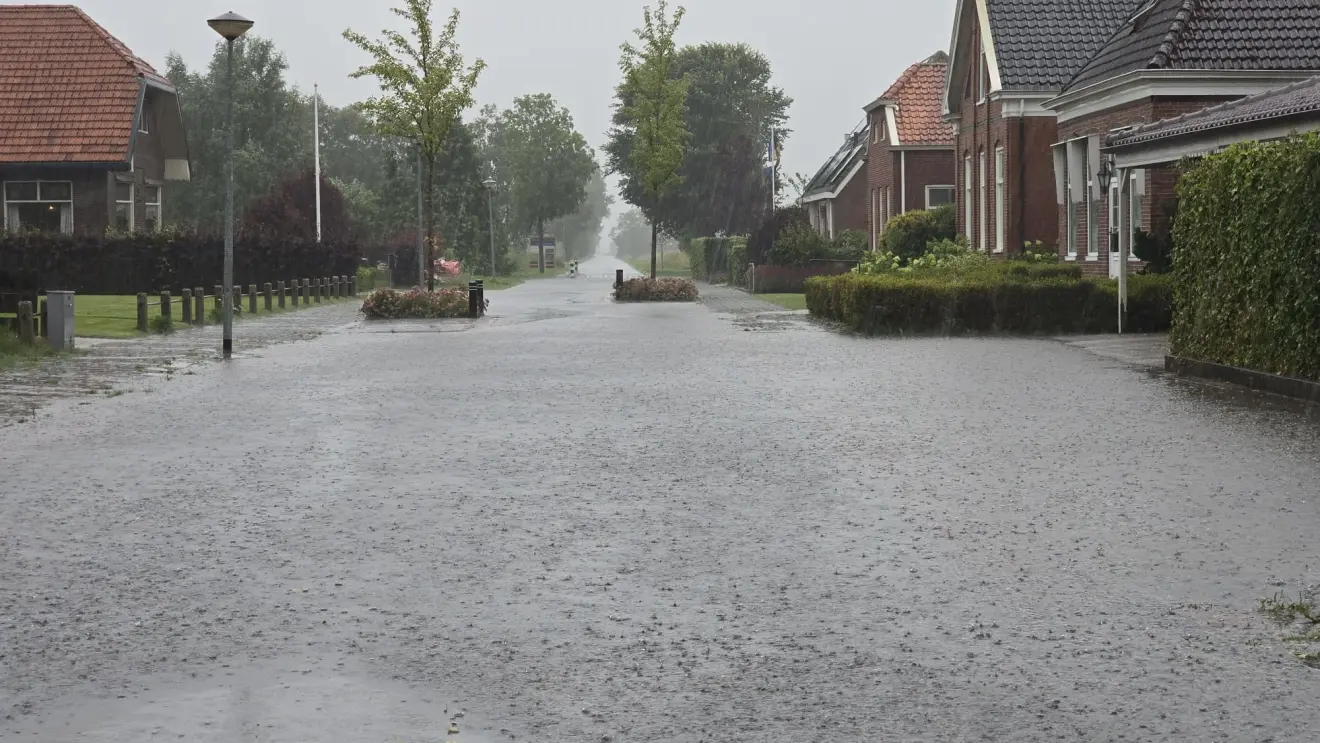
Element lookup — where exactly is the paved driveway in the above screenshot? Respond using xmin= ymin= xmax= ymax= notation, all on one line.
xmin=2 ymin=273 xmax=1319 ymax=742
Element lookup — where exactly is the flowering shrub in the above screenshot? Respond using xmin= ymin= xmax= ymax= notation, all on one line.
xmin=360 ymin=288 xmax=473 ymax=319
xmin=1010 ymin=240 xmax=1060 ymax=263
xmin=613 ymin=277 xmax=699 ymax=302
xmin=854 ymin=237 xmax=978 ymax=275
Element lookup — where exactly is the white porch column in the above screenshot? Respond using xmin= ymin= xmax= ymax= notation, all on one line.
xmin=1117 ymin=167 xmax=1130 ymax=334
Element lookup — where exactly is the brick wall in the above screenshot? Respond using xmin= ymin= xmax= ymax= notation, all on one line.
xmin=865 ymin=109 xmax=896 ymax=249
xmin=952 ymin=18 xmax=1059 ymax=257
xmin=833 ymin=166 xmax=870 ymax=236
xmin=901 ymin=149 xmax=956 ymax=211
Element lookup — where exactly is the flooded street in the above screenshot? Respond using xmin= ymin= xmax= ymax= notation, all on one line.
xmin=3 ymin=274 xmax=1320 ymax=742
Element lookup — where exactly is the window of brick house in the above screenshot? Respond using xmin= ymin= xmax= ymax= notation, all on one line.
xmin=926 ymin=186 xmax=954 ymax=209
xmin=994 ymin=147 xmax=1005 ymax=252
xmin=964 ymin=156 xmax=973 ymax=245
xmin=114 ymin=181 xmax=134 ymax=231
xmin=145 ymin=185 xmax=162 ymax=231
xmin=3 ymin=180 xmax=73 ymax=234
xmin=978 ymin=149 xmax=987 ymax=251
xmin=1086 ymin=149 xmax=1099 ymax=260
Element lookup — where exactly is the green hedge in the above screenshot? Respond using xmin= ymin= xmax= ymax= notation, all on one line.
xmin=689 ymin=236 xmax=732 ymax=282
xmin=805 ymin=273 xmax=1171 ymax=335
xmin=729 ymin=236 xmax=748 ymax=286
xmin=1173 ymin=134 xmax=1320 ymax=380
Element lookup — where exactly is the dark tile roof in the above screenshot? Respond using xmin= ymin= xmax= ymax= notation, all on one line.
xmin=987 ymin=0 xmax=1149 ymax=92
xmin=1107 ymin=74 xmax=1320 ymax=147
xmin=0 ymin=4 xmax=171 ymax=164
xmin=1068 ymin=0 xmax=1320 ymax=93
xmin=804 ymin=124 xmax=867 ymax=198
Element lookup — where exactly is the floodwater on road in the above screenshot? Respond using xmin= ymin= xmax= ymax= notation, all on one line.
xmin=2 ymin=273 xmax=1320 ymax=742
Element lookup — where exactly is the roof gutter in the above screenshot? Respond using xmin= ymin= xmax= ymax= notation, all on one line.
xmin=1044 ymin=69 xmax=1320 ymax=115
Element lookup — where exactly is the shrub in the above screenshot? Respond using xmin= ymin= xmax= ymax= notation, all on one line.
xmin=1011 ymin=240 xmax=1060 ymax=263
xmin=688 ymin=238 xmax=708 ymax=281
xmin=360 ymin=287 xmax=471 ymax=319
xmin=729 ymin=236 xmax=749 ymax=286
xmin=828 ymin=229 xmax=868 ymax=262
xmin=748 ymin=206 xmax=808 ymax=265
xmin=883 ymin=206 xmax=957 ymax=262
xmin=804 ymin=272 xmax=1171 ymax=336
xmin=148 ymin=314 xmax=174 ymax=334
xmin=613 ymin=277 xmax=699 ymax=302
xmin=1173 ymin=133 xmax=1320 ymax=380
xmin=767 ymin=221 xmax=829 ymax=267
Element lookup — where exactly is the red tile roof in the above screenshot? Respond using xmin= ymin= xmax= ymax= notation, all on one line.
xmin=0 ymin=5 xmax=172 ymax=164
xmin=880 ymin=53 xmax=955 ymax=147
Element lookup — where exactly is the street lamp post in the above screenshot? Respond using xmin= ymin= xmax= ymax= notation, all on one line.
xmin=483 ymin=178 xmax=497 ymax=276
xmin=208 ymin=11 xmax=254 ymax=359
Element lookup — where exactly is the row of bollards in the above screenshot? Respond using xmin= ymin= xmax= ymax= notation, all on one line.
xmin=467 ymin=280 xmax=486 ymax=318
xmin=137 ymin=276 xmax=359 ymax=332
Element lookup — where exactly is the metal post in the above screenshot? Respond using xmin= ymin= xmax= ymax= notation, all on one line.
xmin=487 ymin=186 xmax=496 ymax=275
xmin=222 ymin=37 xmax=236 ymax=358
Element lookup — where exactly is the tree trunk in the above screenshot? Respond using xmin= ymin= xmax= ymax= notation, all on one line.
xmin=538 ymin=218 xmax=546 ymax=274
xmin=650 ymin=221 xmax=658 ymax=279
xmin=425 ymin=154 xmax=437 ymax=292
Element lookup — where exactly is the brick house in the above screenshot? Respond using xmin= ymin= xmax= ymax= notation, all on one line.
xmin=943 ymin=0 xmax=1144 ymax=256
xmin=1044 ymin=0 xmax=1320 ymax=275
xmin=800 ymin=123 xmax=868 ymax=240
xmin=0 ymin=5 xmax=190 ymax=235
xmin=863 ymin=51 xmax=955 ymax=251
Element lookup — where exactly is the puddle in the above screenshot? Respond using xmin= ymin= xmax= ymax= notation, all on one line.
xmin=7 ymin=657 xmax=507 ymax=743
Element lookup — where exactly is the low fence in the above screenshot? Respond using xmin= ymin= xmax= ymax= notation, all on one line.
xmin=133 ymin=275 xmax=357 ymax=331
xmin=749 ymin=260 xmax=857 ymax=293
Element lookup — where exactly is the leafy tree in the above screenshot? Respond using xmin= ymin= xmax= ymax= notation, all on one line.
xmin=243 ymin=168 xmax=351 ymax=241
xmin=608 ymin=43 xmax=790 ymax=241
xmin=609 ymin=0 xmax=690 ymax=278
xmin=548 ymin=168 xmax=613 ymax=261
xmin=494 ymin=94 xmax=597 ymax=272
xmin=610 ymin=209 xmax=653 ymax=259
xmin=343 ymin=0 xmax=486 ymax=288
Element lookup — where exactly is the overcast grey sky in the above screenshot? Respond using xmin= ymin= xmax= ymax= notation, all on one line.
xmin=68 ymin=0 xmax=953 ymax=209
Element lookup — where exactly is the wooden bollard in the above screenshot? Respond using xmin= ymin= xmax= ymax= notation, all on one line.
xmin=232 ymin=286 xmax=241 ymax=315
xmin=181 ymin=288 xmax=193 ymax=325
xmin=302 ymin=278 xmax=310 ymax=304
xmin=277 ymin=280 xmax=286 ymax=309
xmin=16 ymin=301 xmax=34 ymax=345
xmin=214 ymin=285 xmax=223 ymax=314
xmin=314 ymin=278 xmax=322 ymax=304
xmin=349 ymin=276 xmax=357 ymax=296
xmin=264 ymin=282 xmax=273 ymax=311
xmin=330 ymin=276 xmax=338 ymax=299
xmin=159 ymin=291 xmax=171 ymax=323
xmin=248 ymin=284 xmax=257 ymax=314
xmin=137 ymin=293 xmax=149 ymax=332
xmin=195 ymin=287 xmax=205 ymax=325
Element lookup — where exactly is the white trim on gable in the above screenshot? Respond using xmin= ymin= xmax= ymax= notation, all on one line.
xmin=885 ymin=107 xmax=900 ymax=145
xmin=799 ymin=159 xmax=867 ymax=204
xmin=944 ymin=0 xmax=1002 ymax=117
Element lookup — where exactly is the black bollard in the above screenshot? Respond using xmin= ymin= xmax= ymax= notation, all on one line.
xmin=475 ymin=280 xmax=485 ymax=316
xmin=467 ymin=281 xmax=480 ymax=318
xmin=615 ymin=269 xmax=624 ymax=288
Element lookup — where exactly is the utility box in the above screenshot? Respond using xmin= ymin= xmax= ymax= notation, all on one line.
xmin=46 ymin=290 xmax=75 ymax=350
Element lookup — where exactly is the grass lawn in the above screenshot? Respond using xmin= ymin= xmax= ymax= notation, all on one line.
xmin=0 ymin=328 xmax=52 ymax=370
xmin=761 ymin=293 xmax=808 ymax=311
xmin=73 ymin=291 xmax=354 ymax=339
xmin=628 ymin=252 xmax=691 ymax=278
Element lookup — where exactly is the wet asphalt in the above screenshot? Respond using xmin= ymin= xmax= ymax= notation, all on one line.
xmin=3 ymin=259 xmax=1320 ymax=742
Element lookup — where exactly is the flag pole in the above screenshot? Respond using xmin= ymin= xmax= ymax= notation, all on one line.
xmin=314 ymin=82 xmax=322 ymax=243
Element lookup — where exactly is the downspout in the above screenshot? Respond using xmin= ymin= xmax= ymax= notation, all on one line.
xmin=1017 ymin=98 xmax=1026 ymax=255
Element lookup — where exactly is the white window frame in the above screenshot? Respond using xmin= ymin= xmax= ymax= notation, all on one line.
xmin=886 ymin=187 xmax=893 ymax=234
xmin=994 ymin=147 xmax=1006 ymax=253
xmin=1065 ymin=168 xmax=1077 ymax=260
xmin=977 ymin=41 xmax=988 ymax=105
xmin=1085 ymin=149 xmax=1097 ymax=260
xmin=114 ymin=181 xmax=135 ymax=232
xmin=145 ymin=184 xmax=162 ymax=232
xmin=978 ymin=150 xmax=987 ymax=252
xmin=963 ymin=156 xmax=973 ymax=245
xmin=925 ymin=185 xmax=954 ymax=210
xmin=138 ymin=109 xmax=149 ymax=134
xmin=1130 ymin=170 xmax=1144 ymax=261
xmin=3 ymin=180 xmax=74 ymax=234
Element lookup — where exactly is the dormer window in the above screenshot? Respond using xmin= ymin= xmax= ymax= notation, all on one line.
xmin=875 ymin=112 xmax=887 ymax=143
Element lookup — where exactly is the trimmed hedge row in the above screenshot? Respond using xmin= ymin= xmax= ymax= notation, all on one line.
xmin=1173 ymin=134 xmax=1320 ymax=380
xmin=689 ymin=237 xmax=732 ymax=282
xmin=805 ymin=273 xmax=1172 ymax=335
xmin=0 ymin=231 xmax=364 ymax=295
